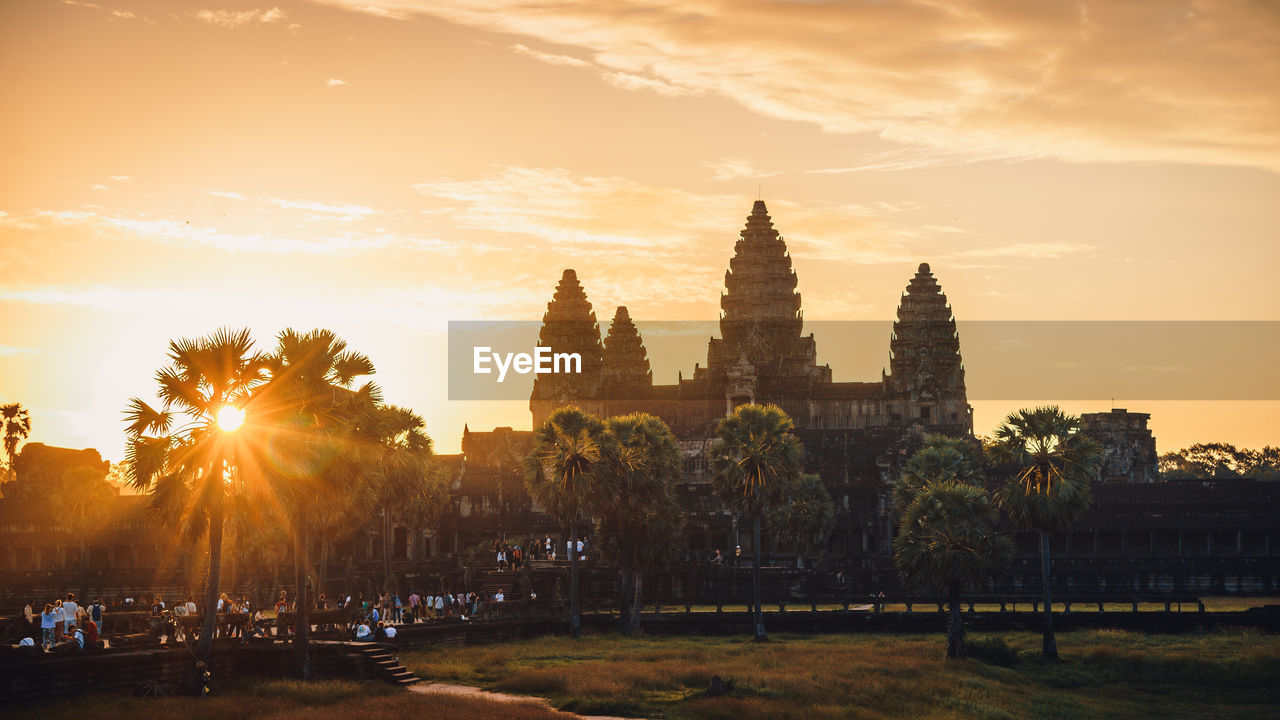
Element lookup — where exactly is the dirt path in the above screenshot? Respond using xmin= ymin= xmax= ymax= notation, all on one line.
xmin=408 ymin=681 xmax=644 ymax=720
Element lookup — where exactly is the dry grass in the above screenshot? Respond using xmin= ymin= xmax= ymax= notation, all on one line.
xmin=401 ymin=629 xmax=1280 ymax=719
xmin=3 ymin=679 xmax=572 ymax=720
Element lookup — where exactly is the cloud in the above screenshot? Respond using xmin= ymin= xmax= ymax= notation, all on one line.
xmin=266 ymin=197 xmax=375 ymax=218
xmin=307 ymin=0 xmax=1280 ymax=171
xmin=107 ymin=175 xmax=132 ymax=182
xmin=955 ymin=242 xmax=1094 ymax=260
xmin=326 ymin=78 xmax=347 ymax=86
xmin=704 ymin=158 xmax=786 ymax=182
xmin=0 ymin=345 xmax=41 ymax=357
xmin=511 ymin=43 xmax=589 ymax=68
xmin=202 ymin=190 xmax=245 ymax=199
xmin=194 ymin=7 xmax=286 ymax=28
xmin=110 ymin=10 xmax=134 ymax=19
xmin=0 ymin=207 xmax=465 ymax=256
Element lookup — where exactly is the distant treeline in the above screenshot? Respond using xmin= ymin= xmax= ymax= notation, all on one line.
xmin=1160 ymin=443 xmax=1279 ymax=480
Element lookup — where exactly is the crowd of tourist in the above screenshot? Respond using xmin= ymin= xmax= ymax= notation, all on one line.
xmin=10 ymin=535 xmax=571 ymax=652
xmin=494 ymin=535 xmax=588 ymax=569
xmin=16 ymin=593 xmax=103 ymax=653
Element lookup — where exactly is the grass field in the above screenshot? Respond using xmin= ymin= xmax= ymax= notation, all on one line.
xmin=4 ymin=678 xmax=572 ymax=720
xmin=401 ymin=629 xmax=1280 ymax=719
xmin=7 ymin=629 xmax=1277 ymax=719
xmin=603 ymin=596 xmax=1280 ymax=614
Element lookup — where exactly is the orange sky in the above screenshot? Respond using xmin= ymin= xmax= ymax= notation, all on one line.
xmin=1 ymin=0 xmax=1277 ymax=460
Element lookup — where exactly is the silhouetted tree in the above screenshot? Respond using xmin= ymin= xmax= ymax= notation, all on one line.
xmin=124 ymin=327 xmax=267 ymax=673
xmin=2 ymin=403 xmax=31 ymax=485
xmin=989 ymin=406 xmax=1100 ymax=660
xmin=710 ymin=404 xmax=803 ymax=642
xmin=525 ymin=406 xmax=606 ymax=639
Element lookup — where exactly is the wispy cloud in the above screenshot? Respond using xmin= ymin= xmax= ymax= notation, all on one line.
xmin=326 ymin=78 xmax=347 ymax=87
xmin=266 ymin=197 xmax=375 ymax=218
xmin=511 ymin=43 xmax=589 ymax=68
xmin=0 ymin=345 xmax=41 ymax=357
xmin=194 ymin=7 xmax=286 ymax=29
xmin=107 ymin=175 xmax=132 ymax=182
xmin=704 ymin=158 xmax=786 ymax=182
xmin=955 ymin=242 xmax=1094 ymax=260
xmin=202 ymin=190 xmax=245 ymax=199
xmin=0 ymin=207 xmax=467 ymax=256
xmin=311 ymin=0 xmax=1280 ymax=171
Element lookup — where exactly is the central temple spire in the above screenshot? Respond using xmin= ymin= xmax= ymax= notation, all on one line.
xmin=719 ymin=200 xmax=803 ymax=345
xmin=702 ymin=201 xmax=828 ymax=400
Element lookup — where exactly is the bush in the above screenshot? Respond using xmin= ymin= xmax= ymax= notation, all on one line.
xmin=965 ymin=636 xmax=1018 ymax=666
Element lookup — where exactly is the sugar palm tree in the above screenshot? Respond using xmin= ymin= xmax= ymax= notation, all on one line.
xmin=594 ymin=413 xmax=684 ymax=634
xmin=710 ymin=403 xmax=803 ymax=642
xmin=368 ymin=404 xmax=445 ymax=592
xmin=767 ymin=473 xmax=835 ymax=569
xmin=989 ymin=406 xmax=1100 ymax=660
xmin=123 ymin=327 xmax=267 ymax=670
xmin=525 ymin=406 xmax=606 ymax=639
xmin=258 ymin=328 xmax=379 ymax=680
xmin=893 ymin=434 xmax=985 ymax=513
xmin=894 ymin=481 xmax=1012 ymax=659
xmin=56 ymin=465 xmax=117 ymax=602
xmin=2 ymin=402 xmax=32 ymax=484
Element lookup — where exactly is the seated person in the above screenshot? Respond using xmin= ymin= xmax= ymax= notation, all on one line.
xmin=384 ymin=625 xmax=397 ymax=641
xmin=81 ymin=618 xmax=99 ymax=647
xmin=52 ymin=624 xmax=85 ymax=654
xmin=253 ymin=608 xmax=272 ymax=636
xmin=353 ymin=622 xmax=372 ymax=640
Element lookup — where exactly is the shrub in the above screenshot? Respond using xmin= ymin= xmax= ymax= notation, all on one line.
xmin=965 ymin=636 xmax=1018 ymax=666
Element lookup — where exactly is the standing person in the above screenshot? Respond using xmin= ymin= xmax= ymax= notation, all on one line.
xmin=434 ymin=593 xmax=444 ymax=618
xmin=577 ymin=537 xmax=585 ymax=561
xmin=53 ymin=599 xmax=66 ymax=642
xmin=63 ymin=593 xmax=81 ymax=624
xmin=89 ymin=597 xmax=105 ymax=629
xmin=23 ymin=600 xmax=36 ymax=639
xmin=185 ymin=597 xmax=197 ymax=616
xmin=544 ymin=536 xmax=552 ymax=559
xmin=408 ymin=590 xmax=420 ymax=622
xmin=40 ymin=603 xmax=57 ymax=649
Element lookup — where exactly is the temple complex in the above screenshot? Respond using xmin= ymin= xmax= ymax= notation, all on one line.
xmin=531 ymin=201 xmax=972 ymax=438
xmin=0 ymin=201 xmax=1275 ymax=610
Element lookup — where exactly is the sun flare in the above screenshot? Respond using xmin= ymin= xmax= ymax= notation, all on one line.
xmin=216 ymin=405 xmax=245 ymax=432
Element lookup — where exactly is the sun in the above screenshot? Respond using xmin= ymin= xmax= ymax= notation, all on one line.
xmin=216 ymin=405 xmax=245 ymax=432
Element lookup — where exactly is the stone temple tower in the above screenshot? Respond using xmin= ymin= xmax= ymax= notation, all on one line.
xmin=601 ymin=306 xmax=652 ymax=401
xmin=530 ymin=269 xmax=604 ymax=426
xmin=703 ymin=200 xmax=830 ymax=407
xmin=884 ymin=263 xmax=971 ymax=431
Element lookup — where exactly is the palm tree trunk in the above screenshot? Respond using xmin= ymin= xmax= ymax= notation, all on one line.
xmin=382 ymin=507 xmax=392 ymax=593
xmin=319 ymin=529 xmax=330 ymax=598
xmin=618 ymin=563 xmax=632 ymax=635
xmin=946 ymin=579 xmax=964 ymax=660
xmin=569 ymin=522 xmax=580 ymax=639
xmin=1040 ymin=530 xmax=1057 ymax=659
xmin=196 ymin=503 xmax=224 ymax=664
xmin=292 ymin=500 xmax=311 ymax=680
xmin=630 ymin=570 xmax=643 ymax=633
xmin=753 ymin=515 xmax=766 ymax=642
xmin=79 ymin=539 xmax=89 ymax=605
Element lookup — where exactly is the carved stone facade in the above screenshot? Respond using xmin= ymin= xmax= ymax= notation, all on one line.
xmin=1081 ymin=409 xmax=1160 ymax=483
xmin=529 ymin=201 xmax=973 ymax=438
